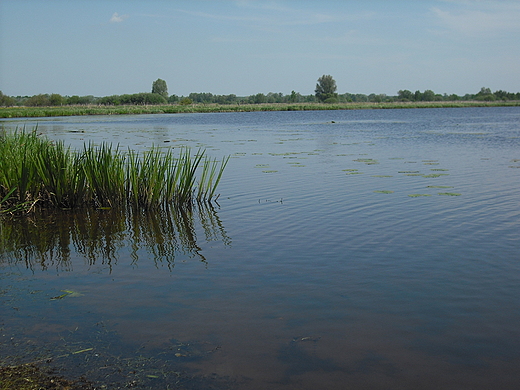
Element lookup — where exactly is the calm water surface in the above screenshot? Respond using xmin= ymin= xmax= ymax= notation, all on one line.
xmin=1 ymin=107 xmax=520 ymax=389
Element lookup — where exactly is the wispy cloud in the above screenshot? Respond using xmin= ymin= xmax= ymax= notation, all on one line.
xmin=163 ymin=1 xmax=373 ymax=30
xmin=233 ymin=0 xmax=374 ymax=26
xmin=431 ymin=1 xmax=520 ymax=36
xmin=110 ymin=12 xmax=129 ymax=23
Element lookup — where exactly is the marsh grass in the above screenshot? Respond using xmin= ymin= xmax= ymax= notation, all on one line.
xmin=0 ymin=129 xmax=228 ymax=212
xmin=2 ymin=100 xmax=520 ymax=118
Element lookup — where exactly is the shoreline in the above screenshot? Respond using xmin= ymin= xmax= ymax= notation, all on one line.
xmin=1 ymin=100 xmax=519 ymax=118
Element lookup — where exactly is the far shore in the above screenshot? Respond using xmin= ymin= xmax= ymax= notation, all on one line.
xmin=1 ymin=100 xmax=519 ymax=119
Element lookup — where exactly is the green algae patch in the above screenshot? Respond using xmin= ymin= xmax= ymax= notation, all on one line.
xmin=422 ymin=173 xmax=449 ymax=178
xmin=408 ymin=194 xmax=432 ymax=197
xmin=374 ymin=190 xmax=394 ymax=194
xmin=438 ymin=192 xmax=461 ymax=196
xmin=50 ymin=290 xmax=83 ymax=300
xmin=372 ymin=175 xmax=393 ymax=178
xmin=427 ymin=185 xmax=454 ymax=189
xmin=353 ymin=158 xmax=379 ymax=165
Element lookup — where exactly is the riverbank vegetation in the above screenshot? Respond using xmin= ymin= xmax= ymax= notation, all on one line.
xmin=0 ymin=130 xmax=228 ymax=213
xmin=1 ymin=100 xmax=519 ymax=119
xmin=1 ymin=83 xmax=520 ymax=118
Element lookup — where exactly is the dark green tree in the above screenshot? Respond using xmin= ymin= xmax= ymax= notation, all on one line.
xmin=422 ymin=90 xmax=436 ymax=101
xmin=315 ymin=75 xmax=338 ymax=102
xmin=49 ymin=93 xmax=64 ymax=106
xmin=25 ymin=94 xmax=51 ymax=106
xmin=476 ymin=87 xmax=495 ymax=101
xmin=151 ymin=79 xmax=168 ymax=99
xmin=252 ymin=93 xmax=266 ymax=104
xmin=397 ymin=90 xmax=413 ymax=101
xmin=0 ymin=91 xmax=16 ymax=107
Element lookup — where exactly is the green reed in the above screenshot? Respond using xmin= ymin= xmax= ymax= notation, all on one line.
xmin=197 ymin=154 xmax=230 ymax=201
xmin=0 ymin=130 xmax=228 ymax=212
xmin=2 ymin=100 xmax=520 ymax=118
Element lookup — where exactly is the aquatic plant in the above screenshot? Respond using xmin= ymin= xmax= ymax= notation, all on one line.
xmin=438 ymin=192 xmax=461 ymax=196
xmin=354 ymin=158 xmax=379 ymax=164
xmin=0 ymin=129 xmax=228 ymax=212
xmin=0 ymin=187 xmax=31 ymax=214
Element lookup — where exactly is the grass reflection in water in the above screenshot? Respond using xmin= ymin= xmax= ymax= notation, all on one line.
xmin=0 ymin=204 xmax=230 ymax=272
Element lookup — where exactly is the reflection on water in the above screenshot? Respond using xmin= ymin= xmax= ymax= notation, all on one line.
xmin=0 ymin=204 xmax=230 ymax=273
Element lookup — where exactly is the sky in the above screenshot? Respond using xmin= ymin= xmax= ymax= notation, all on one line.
xmin=1 ymin=0 xmax=519 ymax=97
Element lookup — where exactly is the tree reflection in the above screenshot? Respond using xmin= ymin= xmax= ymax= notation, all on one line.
xmin=0 ymin=204 xmax=230 ymax=273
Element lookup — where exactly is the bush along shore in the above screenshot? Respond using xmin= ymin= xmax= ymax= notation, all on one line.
xmin=1 ymin=100 xmax=520 ymax=118
xmin=0 ymin=129 xmax=229 ymax=213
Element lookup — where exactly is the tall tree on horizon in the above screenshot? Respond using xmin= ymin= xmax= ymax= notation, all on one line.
xmin=152 ymin=79 xmax=168 ymax=99
xmin=315 ymin=75 xmax=338 ymax=102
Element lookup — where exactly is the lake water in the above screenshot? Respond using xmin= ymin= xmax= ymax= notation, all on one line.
xmin=1 ymin=107 xmax=520 ymax=389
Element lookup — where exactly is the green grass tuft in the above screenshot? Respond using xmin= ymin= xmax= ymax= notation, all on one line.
xmin=0 ymin=129 xmax=228 ymax=212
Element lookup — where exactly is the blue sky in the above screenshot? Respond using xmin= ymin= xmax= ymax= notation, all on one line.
xmin=1 ymin=0 xmax=519 ymax=97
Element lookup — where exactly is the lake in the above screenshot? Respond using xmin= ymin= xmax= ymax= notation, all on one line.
xmin=1 ymin=107 xmax=520 ymax=389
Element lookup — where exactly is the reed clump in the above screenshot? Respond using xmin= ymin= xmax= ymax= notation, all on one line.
xmin=0 ymin=129 xmax=229 ymax=212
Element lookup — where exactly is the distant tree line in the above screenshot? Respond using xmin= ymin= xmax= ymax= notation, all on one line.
xmin=395 ymin=87 xmax=520 ymax=102
xmin=1 ymin=76 xmax=519 ymax=107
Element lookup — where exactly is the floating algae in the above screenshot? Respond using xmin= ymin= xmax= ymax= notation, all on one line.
xmin=353 ymin=158 xmax=379 ymax=165
xmin=408 ymin=194 xmax=432 ymax=197
xmin=372 ymin=175 xmax=393 ymax=178
xmin=50 ymin=290 xmax=83 ymax=300
xmin=422 ymin=173 xmax=449 ymax=178
xmin=427 ymin=185 xmax=454 ymax=189
xmin=438 ymin=192 xmax=461 ymax=196
xmin=374 ymin=190 xmax=394 ymax=194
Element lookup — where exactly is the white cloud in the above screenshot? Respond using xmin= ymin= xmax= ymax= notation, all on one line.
xmin=110 ymin=12 xmax=129 ymax=23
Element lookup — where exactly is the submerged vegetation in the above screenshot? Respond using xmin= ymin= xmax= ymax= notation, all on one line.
xmin=0 ymin=129 xmax=229 ymax=213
